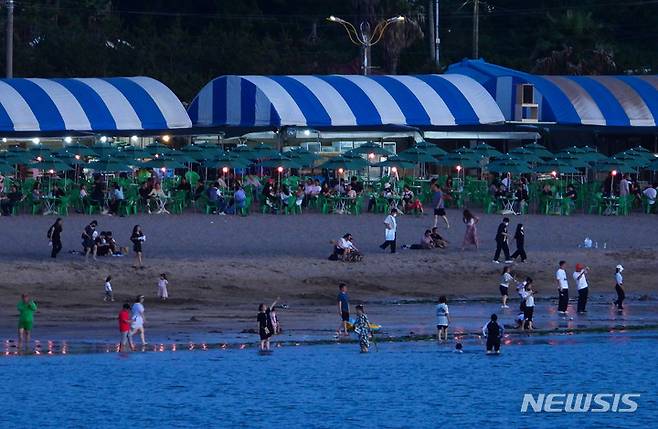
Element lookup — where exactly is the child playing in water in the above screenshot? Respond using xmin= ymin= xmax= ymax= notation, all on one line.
xmin=104 ymin=276 xmax=114 ymax=302
xmin=257 ymin=297 xmax=279 ymax=351
xmin=435 ymin=296 xmax=450 ymax=342
xmin=353 ymin=304 xmax=373 ymax=353
xmin=118 ymin=303 xmax=133 ymax=352
xmin=157 ymin=273 xmax=169 ymax=301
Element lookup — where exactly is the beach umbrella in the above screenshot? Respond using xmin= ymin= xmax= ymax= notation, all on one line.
xmin=472 ymin=142 xmax=503 ymax=158
xmin=613 ymin=153 xmax=649 ymax=169
xmin=204 ymin=155 xmax=251 ymax=170
xmin=285 ymin=150 xmax=320 ymax=168
xmin=140 ymin=158 xmax=186 ymax=170
xmin=592 ymin=158 xmax=635 ymax=174
xmin=251 ymin=142 xmax=279 ymax=159
xmin=397 ymin=147 xmax=440 ymax=164
xmin=166 ymin=152 xmax=199 ymax=164
xmin=436 ymin=153 xmax=481 ymax=169
xmin=180 ymin=144 xmax=210 ymax=162
xmin=231 ymin=144 xmax=255 ymax=156
xmin=86 ymin=159 xmax=135 ymax=172
xmin=259 ymin=154 xmax=303 ymax=169
xmin=57 ymin=143 xmax=95 ymax=158
xmin=508 ymin=147 xmax=544 ymax=163
xmin=0 ymin=161 xmax=16 ymax=173
xmin=646 ymin=158 xmax=658 ymax=171
xmin=55 ymin=152 xmax=87 ymax=166
xmin=372 ymin=156 xmax=416 ymax=170
xmin=145 ymin=142 xmax=175 ymax=157
xmin=348 ymin=142 xmax=393 ymax=157
xmin=91 ymin=143 xmax=119 ymax=158
xmin=117 ymin=146 xmax=150 ymax=160
xmin=320 ymin=156 xmax=367 ymax=171
xmin=0 ymin=150 xmax=30 ymax=164
xmin=555 ymin=152 xmax=591 ymax=169
xmin=536 ymin=159 xmax=580 ymax=174
xmin=412 ymin=140 xmax=447 ymax=156
xmin=578 ymin=146 xmax=608 ymax=162
xmin=487 ymin=159 xmax=533 ymax=174
xmin=28 ymin=146 xmax=53 ymax=161
xmin=451 ymin=146 xmax=477 ymax=156
xmin=32 ymin=158 xmax=72 ymax=171
xmin=524 ymin=142 xmax=554 ymax=158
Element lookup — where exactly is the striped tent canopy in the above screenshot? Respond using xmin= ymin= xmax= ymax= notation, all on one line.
xmin=0 ymin=77 xmax=191 ymax=133
xmin=187 ymin=74 xmax=505 ymax=128
xmin=447 ymin=59 xmax=658 ymax=127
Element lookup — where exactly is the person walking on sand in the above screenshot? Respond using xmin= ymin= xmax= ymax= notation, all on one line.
xmin=47 ymin=218 xmax=63 ymax=258
xmin=380 ymin=208 xmax=398 ymax=254
xmin=337 ymin=283 xmax=350 ymax=336
xmin=499 ymin=266 xmax=514 ymax=308
xmin=510 ymin=224 xmax=526 ymax=263
xmin=573 ymin=264 xmax=590 ymax=314
xmin=104 ymin=275 xmax=114 ymax=302
xmin=556 ymin=261 xmax=569 ymax=315
xmin=461 ymin=209 xmax=479 ymax=250
xmin=82 ymin=220 xmax=98 ymax=261
xmin=613 ymin=264 xmax=625 ymax=311
xmin=118 ymin=303 xmax=133 ymax=352
xmin=435 ymin=296 xmax=450 ymax=342
xmin=431 ymin=184 xmax=450 ymax=229
xmin=130 ymin=225 xmax=145 ymax=269
xmin=17 ymin=294 xmax=37 ymax=351
xmin=492 ymin=217 xmax=512 ymax=264
xmin=482 ymin=313 xmax=504 ymax=354
xmin=353 ymin=305 xmax=373 ymax=353
xmin=129 ymin=295 xmax=147 ymax=346
xmin=257 ymin=297 xmax=279 ymax=351
xmin=157 ymin=273 xmax=169 ymax=301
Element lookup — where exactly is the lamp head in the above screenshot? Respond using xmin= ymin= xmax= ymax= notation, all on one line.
xmin=222 ymin=167 xmax=229 ymax=173
xmin=612 ymin=169 xmax=618 ymax=176
xmin=338 ymin=168 xmax=344 ymax=174
xmin=277 ymin=166 xmax=284 ymax=173
xmin=391 ymin=167 xmax=398 ymax=173
xmin=456 ymin=165 xmax=462 ymax=172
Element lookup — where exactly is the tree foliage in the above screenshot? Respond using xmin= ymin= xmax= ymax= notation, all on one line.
xmin=0 ymin=0 xmax=655 ymax=101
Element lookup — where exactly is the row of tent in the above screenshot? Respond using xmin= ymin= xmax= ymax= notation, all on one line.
xmin=2 ymin=140 xmax=656 ymax=175
xmin=1 ymin=60 xmax=658 ymax=134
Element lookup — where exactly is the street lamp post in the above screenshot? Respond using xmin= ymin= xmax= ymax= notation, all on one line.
xmin=327 ymin=15 xmax=405 ymax=75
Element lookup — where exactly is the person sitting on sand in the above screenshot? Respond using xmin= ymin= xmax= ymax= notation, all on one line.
xmin=430 ymin=227 xmax=448 ymax=249
xmin=482 ymin=313 xmax=504 ymax=354
xmin=353 ymin=304 xmax=373 ymax=353
xmin=330 ymin=233 xmax=359 ymax=261
xmin=402 ymin=229 xmax=435 ymax=250
xmin=257 ymin=297 xmax=279 ymax=351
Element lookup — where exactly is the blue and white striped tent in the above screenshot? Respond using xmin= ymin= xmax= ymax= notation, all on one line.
xmin=448 ymin=59 xmax=658 ymax=127
xmin=0 ymin=76 xmax=191 ymax=133
xmin=187 ymin=74 xmax=505 ymax=128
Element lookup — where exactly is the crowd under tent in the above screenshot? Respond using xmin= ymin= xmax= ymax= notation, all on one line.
xmin=186 ymin=74 xmax=541 ymax=154
xmin=0 ymin=76 xmax=192 ymax=142
xmin=447 ymin=59 xmax=658 ymax=153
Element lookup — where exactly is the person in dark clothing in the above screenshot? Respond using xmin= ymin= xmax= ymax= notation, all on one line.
xmin=492 ymin=217 xmax=512 ymax=264
xmin=614 ymin=265 xmax=625 ymax=311
xmin=82 ymin=220 xmax=98 ymax=261
xmin=130 ymin=224 xmax=145 ymax=268
xmin=47 ymin=218 xmax=63 ymax=258
xmin=257 ymin=297 xmax=279 ymax=351
xmin=177 ymin=177 xmax=192 ymax=193
xmin=1 ymin=186 xmax=24 ymax=216
xmin=482 ymin=313 xmax=504 ymax=354
xmin=510 ymin=224 xmax=527 ymax=262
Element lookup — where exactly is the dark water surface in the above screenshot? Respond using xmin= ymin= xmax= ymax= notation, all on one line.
xmin=1 ymin=332 xmax=656 ymax=428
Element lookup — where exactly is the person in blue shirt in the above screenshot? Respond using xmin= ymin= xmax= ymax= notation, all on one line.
xmin=337 ymin=283 xmax=349 ymax=336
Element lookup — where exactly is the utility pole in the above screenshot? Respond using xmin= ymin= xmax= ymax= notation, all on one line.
xmin=5 ymin=0 xmax=14 ymax=78
xmin=435 ymin=0 xmax=440 ymax=69
xmin=472 ymin=0 xmax=479 ymax=59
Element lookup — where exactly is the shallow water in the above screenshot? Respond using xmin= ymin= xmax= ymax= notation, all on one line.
xmin=1 ymin=332 xmax=656 ymax=428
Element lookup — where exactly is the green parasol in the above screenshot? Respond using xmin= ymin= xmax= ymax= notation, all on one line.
xmin=321 ymin=156 xmax=366 ymax=171
xmin=348 ymin=142 xmax=393 ymax=157
xmin=57 ymin=143 xmax=95 ymax=158
xmin=508 ymin=147 xmax=544 ymax=163
xmin=260 ymin=154 xmax=303 ymax=169
xmin=116 ymin=146 xmax=150 ymax=160
xmin=204 ymin=155 xmax=251 ymax=170
xmin=0 ymin=161 xmax=16 ymax=173
xmin=86 ymin=159 xmax=135 ymax=172
xmin=372 ymin=156 xmax=416 ymax=169
xmin=524 ymin=142 xmax=554 ymax=158
xmin=436 ymin=153 xmax=481 ymax=169
xmin=536 ymin=159 xmax=580 ymax=174
xmin=397 ymin=147 xmax=440 ymax=164
xmin=555 ymin=152 xmax=591 ymax=169
xmin=487 ymin=158 xmax=533 ymax=174
xmin=412 ymin=140 xmax=447 ymax=156
xmin=140 ymin=158 xmax=187 ymax=170
xmin=472 ymin=142 xmax=503 ymax=158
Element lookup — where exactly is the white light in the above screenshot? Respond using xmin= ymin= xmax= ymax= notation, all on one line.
xmin=131 ymin=135 xmax=139 ymax=143
xmin=303 ymin=129 xmax=311 ymax=136
xmin=329 ymin=15 xmax=336 ymax=21
xmin=456 ymin=165 xmax=462 ymax=172
xmin=222 ymin=167 xmax=229 ymax=173
xmin=612 ymin=169 xmax=618 ymax=176
xmin=160 ymin=167 xmax=166 ymax=173
xmin=32 ymin=137 xmax=40 ymax=144
xmin=277 ymin=166 xmax=284 ymax=173
xmin=338 ymin=168 xmax=344 ymax=174
xmin=64 ymin=136 xmax=72 ymax=144
xmin=162 ymin=135 xmax=171 ymax=143
xmin=368 ymin=153 xmax=375 ymax=159
xmin=1 ymin=138 xmax=7 ymax=143
xmin=391 ymin=167 xmax=398 ymax=173
xmin=75 ymin=154 xmax=81 ymax=160
xmin=100 ymin=136 xmax=108 ymax=143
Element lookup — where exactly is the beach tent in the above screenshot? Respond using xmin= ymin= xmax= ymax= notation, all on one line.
xmin=0 ymin=77 xmax=191 ymax=134
xmin=448 ymin=59 xmax=658 ymax=127
xmin=187 ymin=74 xmax=505 ymax=129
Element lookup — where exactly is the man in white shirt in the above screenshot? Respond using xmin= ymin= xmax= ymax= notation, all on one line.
xmin=573 ymin=263 xmax=590 ymax=314
xmin=619 ymin=175 xmax=630 ymax=196
xmin=643 ymin=184 xmax=657 ymax=208
xmin=379 ymin=208 xmax=398 ymax=254
xmin=555 ymin=260 xmax=569 ymax=314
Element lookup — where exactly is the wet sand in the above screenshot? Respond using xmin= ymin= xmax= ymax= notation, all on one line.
xmin=0 ymin=209 xmax=656 ymax=346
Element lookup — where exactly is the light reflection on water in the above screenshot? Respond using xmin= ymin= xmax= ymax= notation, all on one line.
xmin=0 ymin=332 xmax=655 ymax=428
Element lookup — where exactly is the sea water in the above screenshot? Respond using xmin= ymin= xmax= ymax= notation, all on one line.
xmin=1 ymin=332 xmax=656 ymax=428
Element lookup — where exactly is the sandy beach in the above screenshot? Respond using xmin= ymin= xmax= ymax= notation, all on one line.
xmin=0 ymin=209 xmax=656 ymax=345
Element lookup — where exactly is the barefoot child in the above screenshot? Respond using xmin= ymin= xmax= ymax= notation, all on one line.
xmin=435 ymin=296 xmax=450 ymax=342
xmin=118 ymin=303 xmax=133 ymax=352
xmin=157 ymin=273 xmax=169 ymax=301
xmin=104 ymin=276 xmax=114 ymax=302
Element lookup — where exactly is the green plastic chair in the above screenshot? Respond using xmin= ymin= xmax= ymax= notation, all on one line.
xmin=56 ymin=196 xmax=70 ymax=216
xmin=284 ymin=195 xmax=301 ymax=215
